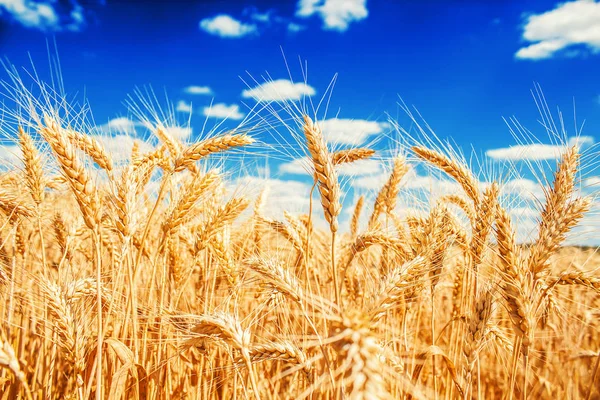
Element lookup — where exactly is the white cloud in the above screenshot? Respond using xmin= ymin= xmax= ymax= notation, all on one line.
xmin=0 ymin=145 xmax=21 ymax=168
xmin=183 ymin=86 xmax=213 ymax=95
xmin=296 ymin=0 xmax=368 ymax=31
xmin=486 ymin=143 xmax=565 ymax=160
xmin=352 ymin=172 xmax=390 ymax=190
xmin=352 ymin=165 xmax=492 ymax=201
xmin=248 ymin=9 xmax=271 ymax=23
xmin=279 ymin=158 xmax=310 ymax=175
xmin=501 ymin=178 xmax=545 ymax=200
xmin=508 ymin=206 xmax=541 ymax=219
xmin=515 ymin=0 xmax=600 ymax=60
xmin=203 ymin=103 xmax=245 ymax=120
xmin=164 ymin=126 xmax=192 ymax=140
xmin=279 ymin=156 xmax=381 ymax=176
xmin=0 ymin=0 xmax=85 ymax=31
xmin=287 ymin=22 xmax=305 ymax=32
xmin=100 ymin=118 xmax=191 ymax=141
xmin=317 ymin=118 xmax=389 ymax=145
xmin=199 ymin=14 xmax=257 ymax=38
xmin=486 ymin=136 xmax=595 ymax=161
xmin=103 ymin=117 xmax=138 ymax=135
xmin=242 ymin=79 xmax=315 ymax=102
xmin=568 ymin=135 xmax=595 ymax=147
xmin=97 ymin=135 xmax=154 ymax=164
xmin=516 ymin=39 xmax=569 ymax=60
xmin=176 ymin=100 xmax=193 ymax=113
xmin=337 ymin=158 xmax=381 ymax=176
xmin=233 ymin=176 xmax=314 ymax=219
xmin=584 ymin=176 xmax=600 ymax=187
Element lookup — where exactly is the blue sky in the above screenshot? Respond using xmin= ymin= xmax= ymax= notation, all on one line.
xmin=1 ymin=0 xmax=600 ymax=242
xmin=1 ymin=0 xmax=599 ymax=148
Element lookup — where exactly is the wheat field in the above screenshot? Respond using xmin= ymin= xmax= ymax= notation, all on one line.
xmin=0 ymin=71 xmax=599 ymax=400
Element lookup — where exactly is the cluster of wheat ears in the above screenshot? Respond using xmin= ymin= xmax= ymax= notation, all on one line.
xmin=0 ymin=76 xmax=599 ymax=400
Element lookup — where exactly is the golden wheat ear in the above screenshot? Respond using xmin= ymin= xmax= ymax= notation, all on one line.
xmin=174 ymin=134 xmax=255 ymax=172
xmin=303 ymin=115 xmax=341 ymax=234
xmin=331 ymin=148 xmax=375 ymax=165
xmin=39 ymin=116 xmax=101 ymax=230
xmin=528 ymin=146 xmax=591 ymax=279
xmin=412 ymin=146 xmax=480 ymax=205
xmin=18 ymin=126 xmax=46 ymax=205
xmin=368 ymin=156 xmax=409 ymax=231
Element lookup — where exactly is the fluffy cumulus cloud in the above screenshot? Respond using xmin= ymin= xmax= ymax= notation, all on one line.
xmin=176 ymin=100 xmax=192 ymax=113
xmin=102 ymin=117 xmax=138 ymax=135
xmin=199 ymin=14 xmax=257 ymax=38
xmin=0 ymin=145 xmax=21 ymax=168
xmin=163 ymin=126 xmax=192 ymax=140
xmin=183 ymin=86 xmax=213 ymax=95
xmin=296 ymin=0 xmax=368 ymax=31
xmin=0 ymin=0 xmax=86 ymax=31
xmin=515 ymin=0 xmax=600 ymax=60
xmin=486 ymin=143 xmax=565 ymax=160
xmin=501 ymin=178 xmax=545 ymax=200
xmin=203 ymin=103 xmax=245 ymax=120
xmin=242 ymin=79 xmax=315 ymax=102
xmin=584 ymin=176 xmax=600 ymax=188
xmin=486 ymin=136 xmax=595 ymax=161
xmin=316 ymin=118 xmax=389 ymax=145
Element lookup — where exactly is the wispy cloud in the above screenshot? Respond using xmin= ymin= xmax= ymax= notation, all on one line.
xmin=0 ymin=0 xmax=86 ymax=31
xmin=296 ymin=0 xmax=368 ymax=31
xmin=287 ymin=22 xmax=305 ymax=32
xmin=183 ymin=86 xmax=213 ymax=95
xmin=199 ymin=14 xmax=257 ymax=38
xmin=203 ymin=103 xmax=245 ymax=120
xmin=515 ymin=0 xmax=600 ymax=60
xmin=245 ymin=7 xmax=272 ymax=23
xmin=242 ymin=79 xmax=315 ymax=102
